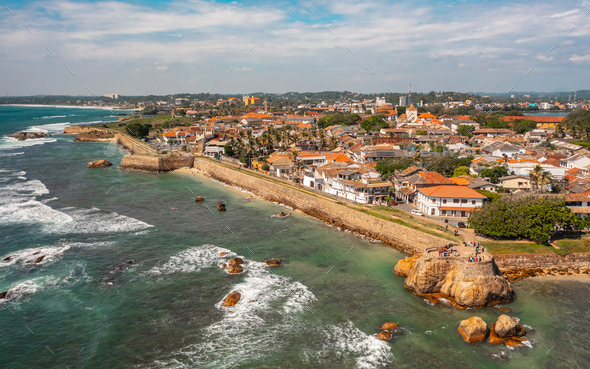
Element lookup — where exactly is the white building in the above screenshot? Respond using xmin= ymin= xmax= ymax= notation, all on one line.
xmin=416 ymin=185 xmax=486 ymax=217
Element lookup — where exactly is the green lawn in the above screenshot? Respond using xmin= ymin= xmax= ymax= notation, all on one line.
xmin=101 ymin=115 xmax=193 ymax=137
xmin=484 ymin=238 xmax=590 ymax=256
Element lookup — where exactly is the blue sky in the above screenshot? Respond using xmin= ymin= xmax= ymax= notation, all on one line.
xmin=1 ymin=0 xmax=589 ymax=96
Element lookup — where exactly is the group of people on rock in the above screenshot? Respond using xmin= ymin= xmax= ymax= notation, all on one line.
xmin=438 ymin=244 xmax=457 ymax=258
xmin=463 ymin=241 xmax=485 ymax=253
xmin=468 ymin=254 xmax=485 ymax=263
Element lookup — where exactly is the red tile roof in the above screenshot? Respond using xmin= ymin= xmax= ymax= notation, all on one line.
xmin=419 ymin=185 xmax=487 ymax=198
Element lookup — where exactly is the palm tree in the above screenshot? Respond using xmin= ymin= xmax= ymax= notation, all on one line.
xmin=529 ymin=165 xmax=553 ymax=192
xmin=329 ymin=136 xmax=339 ymax=150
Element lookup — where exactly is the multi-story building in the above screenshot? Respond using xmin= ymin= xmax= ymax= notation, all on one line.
xmin=416 ymin=185 xmax=486 ymax=217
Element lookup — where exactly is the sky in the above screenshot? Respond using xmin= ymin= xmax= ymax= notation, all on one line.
xmin=0 ymin=0 xmax=589 ymax=96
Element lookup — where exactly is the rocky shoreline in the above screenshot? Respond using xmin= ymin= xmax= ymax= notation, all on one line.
xmin=394 ymin=251 xmax=515 ymax=309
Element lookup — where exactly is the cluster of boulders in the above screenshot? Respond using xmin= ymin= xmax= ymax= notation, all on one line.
xmin=376 ymin=322 xmax=402 ymax=341
xmin=458 ymin=315 xmax=529 ymax=348
xmin=218 ymin=253 xmax=244 ymax=274
xmin=265 ymin=258 xmax=282 ymax=266
xmin=503 ymin=266 xmax=590 ymax=282
xmin=10 ymin=131 xmax=47 ymax=141
xmin=88 ymin=160 xmax=113 ymax=168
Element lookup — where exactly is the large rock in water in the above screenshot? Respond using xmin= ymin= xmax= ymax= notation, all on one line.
xmin=227 ymin=264 xmax=243 ymax=273
xmin=194 ymin=196 xmax=204 ymax=202
xmin=393 ymin=253 xmax=421 ymax=276
xmin=495 ymin=314 xmax=525 ymax=338
xmin=376 ymin=331 xmax=392 ymax=341
xmin=10 ymin=131 xmax=47 ymax=141
xmin=222 ymin=291 xmax=241 ymax=307
xmin=88 ymin=160 xmax=113 ymax=168
xmin=458 ymin=316 xmax=488 ymax=342
xmin=216 ymin=203 xmax=226 ymax=212
xmin=395 ymin=252 xmax=514 ymax=308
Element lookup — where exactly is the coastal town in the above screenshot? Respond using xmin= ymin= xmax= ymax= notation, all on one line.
xmin=97 ymin=92 xmax=590 ymax=231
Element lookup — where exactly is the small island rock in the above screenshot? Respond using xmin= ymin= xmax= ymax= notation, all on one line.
xmin=265 ymin=258 xmax=282 ymax=266
xmin=381 ymin=322 xmax=398 ymax=330
xmin=228 ymin=257 xmax=243 ymax=266
xmin=227 ymin=263 xmax=243 ymax=273
xmin=458 ymin=316 xmax=488 ymax=343
xmin=194 ymin=196 xmax=204 ymax=202
xmin=495 ymin=315 xmax=525 ymax=338
xmin=216 ymin=203 xmax=226 ymax=212
xmin=219 ymin=252 xmax=228 ymax=257
xmin=10 ymin=131 xmax=47 ymax=141
xmin=88 ymin=160 xmax=113 ymax=168
xmin=222 ymin=291 xmax=241 ymax=307
xmin=376 ymin=331 xmax=392 ymax=341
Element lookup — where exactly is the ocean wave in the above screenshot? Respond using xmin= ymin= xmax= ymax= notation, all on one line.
xmin=146 ymin=244 xmax=235 ymax=276
xmin=40 ymin=115 xmax=67 ymax=119
xmin=304 ymin=321 xmax=395 ymax=368
xmin=0 ymin=136 xmax=57 ymax=151
xmin=0 ymin=245 xmax=71 ymax=268
xmin=144 ymin=244 xmax=318 ymax=368
xmin=0 ymin=173 xmax=152 ymax=235
xmin=1 ymin=263 xmax=91 ymax=305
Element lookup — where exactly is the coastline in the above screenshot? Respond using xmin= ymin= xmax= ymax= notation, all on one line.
xmin=2 ymin=104 xmax=137 ymax=111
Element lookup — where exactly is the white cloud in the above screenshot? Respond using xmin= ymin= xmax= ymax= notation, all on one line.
xmin=569 ymin=54 xmax=590 ymax=63
xmin=1 ymin=0 xmax=589 ymax=94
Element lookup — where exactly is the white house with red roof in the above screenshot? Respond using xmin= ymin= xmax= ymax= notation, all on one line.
xmin=416 ymin=185 xmax=486 ymax=218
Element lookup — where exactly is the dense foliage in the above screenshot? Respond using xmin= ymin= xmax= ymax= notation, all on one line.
xmin=479 ymin=166 xmax=509 ymax=183
xmin=375 ymin=157 xmax=415 ymax=176
xmin=361 ymin=115 xmax=389 ymax=131
xmin=561 ymin=109 xmax=590 ymax=141
xmin=469 ymin=196 xmax=581 ymax=244
xmin=317 ymin=113 xmax=361 ymax=128
xmin=126 ymin=122 xmax=152 ymax=138
xmin=423 ymin=153 xmax=474 ymax=177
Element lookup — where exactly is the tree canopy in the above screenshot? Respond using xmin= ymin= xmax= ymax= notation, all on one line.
xmin=468 ymin=196 xmax=580 ymax=244
xmin=361 ymin=115 xmax=389 ymax=131
xmin=423 ymin=153 xmax=474 ymax=177
xmin=375 ymin=157 xmax=414 ymax=177
xmin=317 ymin=113 xmax=361 ymax=128
xmin=456 ymin=124 xmax=474 ymax=137
xmin=479 ymin=166 xmax=509 ymax=184
xmin=453 ymin=166 xmax=471 ymax=177
xmin=561 ymin=109 xmax=590 ymax=141
xmin=126 ymin=122 xmax=151 ymax=138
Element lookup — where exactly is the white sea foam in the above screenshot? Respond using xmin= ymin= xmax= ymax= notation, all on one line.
xmin=0 ymin=171 xmax=152 ymax=235
xmin=0 ymin=245 xmax=71 ymax=268
xmin=2 ymin=280 xmax=42 ymax=301
xmin=146 ymin=244 xmax=235 ymax=276
xmin=0 ymin=136 xmax=57 ymax=151
xmin=145 ymin=244 xmax=318 ymax=368
xmin=303 ymin=321 xmax=394 ymax=368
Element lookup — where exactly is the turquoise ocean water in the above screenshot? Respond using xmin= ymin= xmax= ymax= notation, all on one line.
xmin=0 ymin=105 xmax=589 ymax=368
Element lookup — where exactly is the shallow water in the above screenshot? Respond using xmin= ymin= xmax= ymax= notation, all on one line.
xmin=1 ymin=106 xmax=589 ymax=368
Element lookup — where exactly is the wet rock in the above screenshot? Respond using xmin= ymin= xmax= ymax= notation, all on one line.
xmin=216 ymin=203 xmax=226 ymax=212
xmin=125 ymin=260 xmax=133 ymax=264
xmin=87 ymin=160 xmax=113 ymax=168
xmin=227 ymin=263 xmax=243 ymax=274
xmin=265 ymin=258 xmax=282 ymax=266
xmin=221 ymin=263 xmax=227 ymax=268
xmin=219 ymin=252 xmax=228 ymax=257
xmin=0 ymin=291 xmax=7 ymax=299
xmin=505 ymin=336 xmax=529 ymax=348
xmin=194 ymin=196 xmax=204 ymax=202
xmin=498 ymin=307 xmax=511 ymax=313
xmin=228 ymin=257 xmax=243 ymax=266
xmin=488 ymin=323 xmax=505 ymax=344
xmin=10 ymin=131 xmax=47 ymax=141
xmin=458 ymin=316 xmax=488 ymax=343
xmin=495 ymin=315 xmax=522 ymax=338
xmin=397 ymin=252 xmax=515 ymax=308
xmin=381 ymin=322 xmax=398 ymax=330
xmin=33 ymin=255 xmax=45 ymax=264
xmin=222 ymin=291 xmax=241 ymax=307
xmin=393 ymin=254 xmax=421 ymax=277
xmin=2 ymin=256 xmax=12 ymax=262
xmin=377 ymin=331 xmax=392 ymax=341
